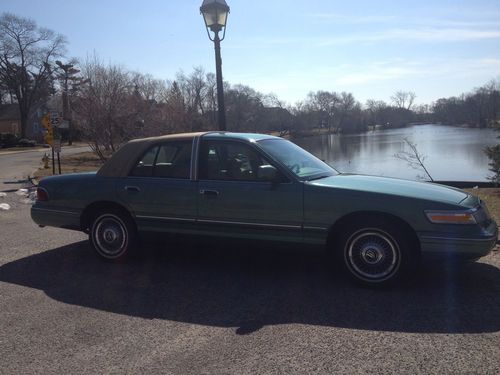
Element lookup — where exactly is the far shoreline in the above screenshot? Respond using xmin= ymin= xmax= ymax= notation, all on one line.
xmin=276 ymin=122 xmax=497 ymax=140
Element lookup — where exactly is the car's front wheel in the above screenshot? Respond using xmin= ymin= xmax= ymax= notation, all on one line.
xmin=90 ymin=210 xmax=137 ymax=261
xmin=338 ymin=221 xmax=415 ymax=287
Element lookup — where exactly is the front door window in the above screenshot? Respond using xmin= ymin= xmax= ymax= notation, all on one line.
xmin=199 ymin=141 xmax=279 ymax=182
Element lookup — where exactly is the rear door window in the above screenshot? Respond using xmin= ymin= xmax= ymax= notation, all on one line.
xmin=153 ymin=142 xmax=192 ymax=179
xmin=130 ymin=146 xmax=159 ymax=177
xmin=130 ymin=142 xmax=192 ymax=179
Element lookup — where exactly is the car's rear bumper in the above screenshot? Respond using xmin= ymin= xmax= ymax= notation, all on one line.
xmin=31 ymin=206 xmax=81 ymax=231
xmin=418 ymin=220 xmax=498 ymax=260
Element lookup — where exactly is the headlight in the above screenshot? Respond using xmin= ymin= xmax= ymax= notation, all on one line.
xmin=425 ymin=210 xmax=477 ymax=224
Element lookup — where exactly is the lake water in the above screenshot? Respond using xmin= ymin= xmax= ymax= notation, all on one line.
xmin=293 ymin=124 xmax=498 ymax=182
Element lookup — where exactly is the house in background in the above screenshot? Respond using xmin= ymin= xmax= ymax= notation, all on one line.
xmin=0 ymin=104 xmax=21 ymax=135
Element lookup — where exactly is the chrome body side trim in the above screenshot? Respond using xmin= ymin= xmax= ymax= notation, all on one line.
xmin=419 ymin=235 xmax=497 ymax=243
xmin=197 ymin=219 xmax=301 ymax=229
xmin=136 ymin=215 xmax=196 ymax=223
xmin=303 ymin=226 xmax=329 ymax=232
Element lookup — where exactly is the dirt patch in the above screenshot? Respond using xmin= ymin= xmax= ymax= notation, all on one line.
xmin=34 ymin=152 xmax=104 ymax=179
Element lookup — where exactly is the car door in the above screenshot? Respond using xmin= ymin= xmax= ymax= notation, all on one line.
xmin=196 ymin=139 xmax=303 ymax=241
xmin=116 ymin=140 xmax=198 ymax=235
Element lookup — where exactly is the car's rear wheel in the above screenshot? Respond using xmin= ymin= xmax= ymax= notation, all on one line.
xmin=90 ymin=210 xmax=137 ymax=261
xmin=338 ymin=221 xmax=415 ymax=287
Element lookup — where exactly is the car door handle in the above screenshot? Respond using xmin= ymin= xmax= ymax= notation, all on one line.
xmin=124 ymin=186 xmax=141 ymax=193
xmin=200 ymin=189 xmax=219 ymax=197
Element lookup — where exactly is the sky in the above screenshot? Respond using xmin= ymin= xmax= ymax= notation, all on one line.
xmin=2 ymin=0 xmax=500 ymax=106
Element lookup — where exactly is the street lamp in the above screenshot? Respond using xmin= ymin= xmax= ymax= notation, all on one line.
xmin=200 ymin=0 xmax=230 ymax=131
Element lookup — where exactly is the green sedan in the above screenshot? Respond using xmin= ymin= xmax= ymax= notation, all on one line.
xmin=31 ymin=132 xmax=497 ymax=286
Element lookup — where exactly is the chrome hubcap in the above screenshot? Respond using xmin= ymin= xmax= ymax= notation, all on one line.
xmin=361 ymin=246 xmax=385 ymax=264
xmin=103 ymin=228 xmax=118 ymax=243
xmin=94 ymin=216 xmax=127 ymax=257
xmin=347 ymin=230 xmax=399 ymax=281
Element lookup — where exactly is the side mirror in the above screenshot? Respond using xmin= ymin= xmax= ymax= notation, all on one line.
xmin=257 ymin=165 xmax=278 ymax=181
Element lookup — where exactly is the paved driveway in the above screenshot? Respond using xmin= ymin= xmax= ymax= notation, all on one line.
xmin=0 ymin=195 xmax=499 ymax=374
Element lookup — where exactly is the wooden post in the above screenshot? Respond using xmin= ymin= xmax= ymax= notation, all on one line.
xmin=51 ymin=147 xmax=55 ymax=175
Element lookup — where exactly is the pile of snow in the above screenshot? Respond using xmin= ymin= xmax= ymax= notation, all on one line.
xmin=13 ymin=188 xmax=36 ymax=204
xmin=20 ymin=196 xmax=36 ymax=205
xmin=0 ymin=203 xmax=10 ymax=211
xmin=15 ymin=188 xmax=29 ymax=196
xmin=0 ymin=192 xmax=6 ymax=198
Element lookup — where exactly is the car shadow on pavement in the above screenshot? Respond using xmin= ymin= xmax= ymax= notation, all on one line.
xmin=1 ymin=238 xmax=499 ymax=335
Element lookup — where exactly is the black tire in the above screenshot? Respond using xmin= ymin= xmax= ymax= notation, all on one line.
xmin=89 ymin=209 xmax=137 ymax=261
xmin=337 ymin=220 xmax=416 ymax=287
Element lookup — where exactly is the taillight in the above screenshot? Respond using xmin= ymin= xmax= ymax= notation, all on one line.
xmin=36 ymin=187 xmax=49 ymax=201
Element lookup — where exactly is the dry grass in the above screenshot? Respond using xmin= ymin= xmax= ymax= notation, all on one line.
xmin=465 ymin=188 xmax=500 ymax=223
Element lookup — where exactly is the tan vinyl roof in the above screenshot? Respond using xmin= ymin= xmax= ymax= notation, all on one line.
xmin=97 ymin=132 xmax=204 ymax=178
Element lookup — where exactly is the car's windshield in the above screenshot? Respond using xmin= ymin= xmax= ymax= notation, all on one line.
xmin=258 ymin=139 xmax=338 ymax=180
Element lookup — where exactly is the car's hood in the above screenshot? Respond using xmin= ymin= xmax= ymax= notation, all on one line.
xmin=308 ymin=174 xmax=469 ymax=205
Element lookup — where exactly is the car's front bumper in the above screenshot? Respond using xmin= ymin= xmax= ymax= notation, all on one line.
xmin=418 ymin=220 xmax=498 ymax=260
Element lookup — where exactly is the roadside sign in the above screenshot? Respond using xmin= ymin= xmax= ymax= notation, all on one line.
xmin=53 ymin=139 xmax=61 ymax=153
xmin=50 ymin=111 xmax=61 ymax=127
xmin=44 ymin=127 xmax=54 ymax=146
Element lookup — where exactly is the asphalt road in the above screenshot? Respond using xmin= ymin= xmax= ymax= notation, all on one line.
xmin=0 ymin=145 xmax=90 ymax=191
xmin=0 ymin=193 xmax=499 ymax=374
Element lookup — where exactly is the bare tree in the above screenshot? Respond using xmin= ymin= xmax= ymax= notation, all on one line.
xmin=391 ymin=91 xmax=416 ymax=110
xmin=204 ymin=72 xmax=217 ymax=128
xmin=225 ymin=84 xmax=264 ymax=132
xmin=72 ymin=55 xmax=138 ymax=160
xmin=365 ymin=99 xmax=388 ymax=127
xmin=130 ymin=72 xmax=164 ymax=103
xmin=431 ymin=79 xmax=500 ymax=127
xmin=289 ymin=101 xmax=315 ymax=135
xmin=163 ymin=80 xmax=187 ymax=133
xmin=0 ymin=12 xmax=67 ymax=138
xmin=308 ymin=91 xmax=340 ymax=132
xmin=174 ymin=67 xmax=210 ymax=130
xmin=262 ymin=93 xmax=291 ymax=134
xmin=395 ymin=137 xmax=433 ymax=181
xmin=337 ymin=92 xmax=357 ymax=131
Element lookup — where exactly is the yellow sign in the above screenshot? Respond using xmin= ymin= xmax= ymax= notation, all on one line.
xmin=42 ymin=114 xmax=51 ymax=129
xmin=44 ymin=134 xmax=54 ymax=146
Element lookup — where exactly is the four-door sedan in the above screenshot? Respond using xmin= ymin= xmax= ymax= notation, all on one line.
xmin=31 ymin=132 xmax=497 ymax=286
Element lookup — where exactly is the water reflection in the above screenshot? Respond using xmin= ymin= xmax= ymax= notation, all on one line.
xmin=293 ymin=124 xmax=498 ymax=181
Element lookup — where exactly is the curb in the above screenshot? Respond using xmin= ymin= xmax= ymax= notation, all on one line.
xmin=0 ymin=148 xmax=48 ymax=156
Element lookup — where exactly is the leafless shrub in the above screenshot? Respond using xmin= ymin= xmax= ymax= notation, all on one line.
xmin=395 ymin=137 xmax=434 ymax=181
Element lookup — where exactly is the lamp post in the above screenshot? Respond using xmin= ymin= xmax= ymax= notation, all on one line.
xmin=200 ymin=0 xmax=230 ymax=131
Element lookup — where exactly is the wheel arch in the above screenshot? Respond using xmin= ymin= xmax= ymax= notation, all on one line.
xmin=326 ymin=211 xmax=421 ymax=254
xmin=80 ymin=201 xmax=135 ymax=233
